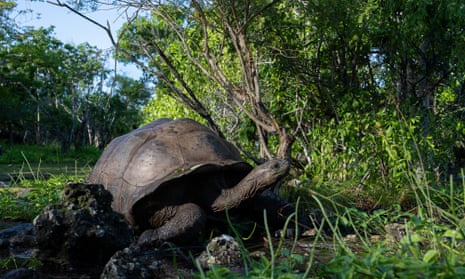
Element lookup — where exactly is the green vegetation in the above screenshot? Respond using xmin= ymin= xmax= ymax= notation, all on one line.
xmin=0 ymin=143 xmax=98 ymax=220
xmin=193 ymin=180 xmax=465 ymax=278
xmin=0 ymin=142 xmax=101 ymax=165
xmin=2 ymin=0 xmax=465 ymax=277
xmin=0 ymin=176 xmax=64 ymax=220
xmin=5 ymin=141 xmax=464 ymax=278
xmin=0 ymin=2 xmax=152 ymax=151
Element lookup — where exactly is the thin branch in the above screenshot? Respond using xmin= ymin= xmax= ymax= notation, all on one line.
xmin=48 ymin=1 xmax=117 ymax=47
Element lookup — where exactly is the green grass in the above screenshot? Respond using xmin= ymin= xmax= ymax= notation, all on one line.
xmin=0 ymin=174 xmax=78 ymax=221
xmin=2 ymin=143 xmax=465 ymax=278
xmin=0 ymin=142 xmax=101 ymax=165
xmin=191 ymin=174 xmax=465 ymax=278
xmin=0 ymin=142 xmax=97 ymax=221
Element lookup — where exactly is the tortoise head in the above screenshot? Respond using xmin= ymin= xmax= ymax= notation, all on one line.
xmin=211 ymin=159 xmax=290 ymax=212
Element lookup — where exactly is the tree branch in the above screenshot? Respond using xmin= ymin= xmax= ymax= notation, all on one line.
xmin=48 ymin=0 xmax=118 ymax=47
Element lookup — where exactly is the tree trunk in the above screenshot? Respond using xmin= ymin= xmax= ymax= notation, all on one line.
xmin=36 ymin=101 xmax=41 ymax=145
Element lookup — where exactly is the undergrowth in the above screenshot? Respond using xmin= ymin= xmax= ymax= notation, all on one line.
xmin=0 ymin=143 xmax=95 ymax=221
xmin=2 ymin=130 xmax=465 ymax=277
xmin=193 ymin=172 xmax=465 ymax=278
xmin=0 ymin=175 xmax=68 ymax=221
xmin=0 ymin=141 xmax=101 ymax=165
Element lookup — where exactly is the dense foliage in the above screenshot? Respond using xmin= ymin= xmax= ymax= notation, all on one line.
xmin=2 ymin=0 xmax=465 ymax=207
xmin=0 ymin=1 xmax=151 ymax=151
xmin=72 ymin=0 xmax=465 ymax=207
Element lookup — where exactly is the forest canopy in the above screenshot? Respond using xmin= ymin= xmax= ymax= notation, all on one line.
xmin=2 ymin=0 xmax=465 ymax=206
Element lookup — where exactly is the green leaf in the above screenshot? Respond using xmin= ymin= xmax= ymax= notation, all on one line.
xmin=443 ymin=229 xmax=464 ymax=240
xmin=400 ymin=233 xmax=425 ymax=244
xmin=422 ymin=250 xmax=439 ymax=263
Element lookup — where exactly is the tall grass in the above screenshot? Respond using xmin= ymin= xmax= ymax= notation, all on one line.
xmin=0 ymin=142 xmax=101 ymax=165
xmin=0 ymin=143 xmax=96 ymax=221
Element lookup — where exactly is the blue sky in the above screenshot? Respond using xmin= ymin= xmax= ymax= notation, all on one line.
xmin=15 ymin=0 xmax=141 ymax=78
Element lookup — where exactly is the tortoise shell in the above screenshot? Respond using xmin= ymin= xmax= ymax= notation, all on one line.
xmin=87 ymin=118 xmax=252 ymax=225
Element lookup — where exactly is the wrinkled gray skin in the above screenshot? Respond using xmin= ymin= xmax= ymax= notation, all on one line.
xmin=135 ymin=159 xmax=290 ymax=245
xmin=88 ymin=118 xmax=298 ymax=246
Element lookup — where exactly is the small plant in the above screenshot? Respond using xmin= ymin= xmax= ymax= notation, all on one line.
xmin=0 ymin=174 xmax=73 ymax=220
xmin=0 ymin=157 xmax=92 ymax=221
xmin=313 ymin=173 xmax=465 ymax=278
xmin=0 ymin=256 xmax=42 ymax=273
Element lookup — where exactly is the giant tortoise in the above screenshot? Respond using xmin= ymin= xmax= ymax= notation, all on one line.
xmin=88 ymin=118 xmax=300 ymax=245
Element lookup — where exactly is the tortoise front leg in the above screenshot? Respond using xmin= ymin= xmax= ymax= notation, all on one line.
xmin=137 ymin=203 xmax=207 ymax=246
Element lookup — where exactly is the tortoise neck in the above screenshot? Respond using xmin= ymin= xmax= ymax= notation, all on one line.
xmin=210 ymin=172 xmax=262 ymax=212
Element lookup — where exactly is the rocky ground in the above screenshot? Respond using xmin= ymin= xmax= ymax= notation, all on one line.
xmin=0 ymin=220 xmax=332 ymax=279
xmin=0 ymin=182 xmax=402 ymax=279
xmin=0 ymin=182 xmax=260 ymax=278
